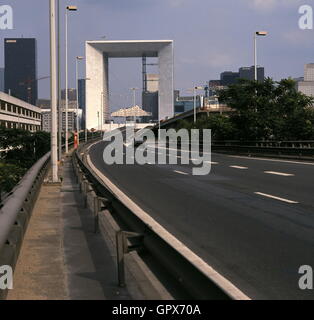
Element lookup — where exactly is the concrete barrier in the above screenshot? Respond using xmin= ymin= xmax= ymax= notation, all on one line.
xmin=0 ymin=153 xmax=50 ymax=299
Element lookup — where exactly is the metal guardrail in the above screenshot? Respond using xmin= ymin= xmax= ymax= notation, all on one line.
xmin=73 ymin=146 xmax=247 ymax=300
xmin=211 ymin=141 xmax=314 ymax=159
xmin=0 ymin=134 xmax=103 ymax=299
xmin=0 ymin=152 xmax=50 ymax=299
xmin=162 ymin=139 xmax=314 ymax=160
xmin=212 ymin=140 xmax=314 ymax=148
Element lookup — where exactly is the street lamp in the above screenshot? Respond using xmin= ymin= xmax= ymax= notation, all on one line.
xmin=65 ymin=5 xmax=77 ymax=153
xmin=193 ymin=86 xmax=203 ymax=123
xmin=50 ymin=0 xmax=58 ymax=182
xmin=75 ymin=56 xmax=84 ymax=146
xmin=100 ymin=92 xmax=104 ymax=132
xmin=130 ymin=87 xmax=139 ymax=125
xmin=254 ymin=31 xmax=268 ymax=81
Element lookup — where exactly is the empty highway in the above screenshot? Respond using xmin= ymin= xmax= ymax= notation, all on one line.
xmin=88 ymin=139 xmax=314 ymax=300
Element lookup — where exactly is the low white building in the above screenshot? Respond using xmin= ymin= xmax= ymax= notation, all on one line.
xmin=297 ymin=64 xmax=314 ymax=98
xmin=42 ymin=106 xmax=83 ymax=133
xmin=0 ymin=92 xmax=41 ymax=131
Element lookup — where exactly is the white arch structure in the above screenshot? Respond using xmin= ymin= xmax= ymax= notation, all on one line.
xmin=85 ymin=40 xmax=174 ymax=130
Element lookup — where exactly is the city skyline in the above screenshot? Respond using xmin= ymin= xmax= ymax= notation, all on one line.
xmin=2 ymin=0 xmax=314 ymax=303
xmin=0 ymin=0 xmax=312 ymax=105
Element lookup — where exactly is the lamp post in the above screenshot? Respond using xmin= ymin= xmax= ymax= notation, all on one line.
xmin=65 ymin=5 xmax=77 ymax=153
xmin=130 ymin=87 xmax=139 ymax=125
xmin=57 ymin=0 xmax=62 ymax=161
xmin=81 ymin=77 xmax=91 ymax=143
xmin=193 ymin=86 xmax=203 ymax=123
xmin=50 ymin=0 xmax=58 ymax=182
xmin=75 ymin=56 xmax=84 ymax=146
xmin=254 ymin=31 xmax=268 ymax=81
xmin=101 ymin=92 xmax=104 ymax=132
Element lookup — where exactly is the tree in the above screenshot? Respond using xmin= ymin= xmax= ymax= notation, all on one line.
xmin=0 ymin=128 xmax=51 ymax=199
xmin=0 ymin=128 xmax=50 ymax=169
xmin=218 ymin=78 xmax=314 ymax=140
xmin=0 ymin=163 xmax=26 ymax=202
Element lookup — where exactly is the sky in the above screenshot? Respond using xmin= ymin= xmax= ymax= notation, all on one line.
xmin=0 ymin=0 xmax=313 ymax=109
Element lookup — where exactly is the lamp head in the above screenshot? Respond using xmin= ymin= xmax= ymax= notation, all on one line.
xmin=256 ymin=31 xmax=268 ymax=36
xmin=66 ymin=5 xmax=78 ymax=11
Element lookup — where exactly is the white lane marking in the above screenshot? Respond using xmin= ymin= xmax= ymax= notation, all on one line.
xmin=202 ymin=160 xmax=218 ymax=165
xmin=86 ymin=149 xmax=250 ymax=300
xmin=173 ymin=170 xmax=189 ymax=175
xmin=264 ymin=171 xmax=295 ymax=177
xmin=226 ymin=154 xmax=314 ymax=166
xmin=148 ymin=145 xmax=217 ymax=162
xmin=230 ymin=165 xmax=248 ymax=170
xmin=254 ymin=192 xmax=299 ymax=204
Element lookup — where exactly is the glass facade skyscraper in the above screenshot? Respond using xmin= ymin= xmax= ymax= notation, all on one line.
xmin=4 ymin=38 xmax=38 ymax=105
xmin=78 ymin=79 xmax=86 ymax=129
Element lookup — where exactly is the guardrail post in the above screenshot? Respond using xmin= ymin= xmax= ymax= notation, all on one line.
xmin=115 ymin=231 xmax=143 ymax=288
xmin=84 ymin=181 xmax=90 ymax=208
xmin=93 ymin=195 xmax=99 ymax=233
xmin=116 ymin=231 xmax=126 ymax=287
xmin=93 ymin=197 xmax=110 ymax=233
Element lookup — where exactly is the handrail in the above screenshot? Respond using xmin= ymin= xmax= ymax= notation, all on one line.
xmin=0 ymin=152 xmax=50 ymax=252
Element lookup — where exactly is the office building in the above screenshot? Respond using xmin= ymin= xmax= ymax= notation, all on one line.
xmin=220 ymin=71 xmax=239 ymax=86
xmin=0 ymin=91 xmax=41 ymax=131
xmin=4 ymin=38 xmax=38 ymax=105
xmin=61 ymin=88 xmax=77 ymax=101
xmin=174 ymin=91 xmax=202 ymax=115
xmin=0 ymin=68 xmax=4 ymax=92
xmin=297 ymin=64 xmax=314 ymax=98
xmin=220 ymin=66 xmax=265 ymax=86
xmin=41 ymin=101 xmax=82 ymax=133
xmin=298 ymin=82 xmax=314 ymax=97
xmin=142 ymin=73 xmax=159 ymax=122
xmin=86 ymin=40 xmax=174 ymax=129
xmin=207 ymin=80 xmax=225 ymax=96
xmin=142 ymin=92 xmax=159 ymax=121
xmin=146 ymin=74 xmax=159 ymax=92
xmin=304 ymin=63 xmax=314 ymax=81
xmin=239 ymin=66 xmax=264 ymax=82
xmin=78 ymin=79 xmax=86 ymax=129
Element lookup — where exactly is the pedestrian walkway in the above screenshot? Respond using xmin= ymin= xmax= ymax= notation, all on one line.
xmin=7 ymin=153 xmax=140 ymax=300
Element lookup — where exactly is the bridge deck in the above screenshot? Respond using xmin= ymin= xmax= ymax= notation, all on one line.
xmin=7 ymin=154 xmax=138 ymax=300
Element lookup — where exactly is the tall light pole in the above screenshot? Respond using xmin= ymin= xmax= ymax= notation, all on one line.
xmin=57 ymin=0 xmax=62 ymax=161
xmin=75 ymin=56 xmax=84 ymax=146
xmin=82 ymin=77 xmax=91 ymax=143
xmin=65 ymin=5 xmax=77 ymax=153
xmin=101 ymin=92 xmax=104 ymax=132
xmin=254 ymin=31 xmax=268 ymax=81
xmin=130 ymin=87 xmax=139 ymax=124
xmin=50 ymin=0 xmax=58 ymax=182
xmin=192 ymin=86 xmax=203 ymax=123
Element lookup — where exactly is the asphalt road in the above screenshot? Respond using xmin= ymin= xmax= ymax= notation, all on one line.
xmin=89 ymin=139 xmax=314 ymax=300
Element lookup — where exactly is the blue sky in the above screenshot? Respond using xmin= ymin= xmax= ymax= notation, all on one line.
xmin=0 ymin=0 xmax=313 ymax=108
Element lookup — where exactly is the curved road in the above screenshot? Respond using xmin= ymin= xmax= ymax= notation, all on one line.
xmin=89 ymin=139 xmax=314 ymax=300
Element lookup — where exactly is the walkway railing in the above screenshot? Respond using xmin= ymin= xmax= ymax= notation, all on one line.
xmin=0 ymin=152 xmax=50 ymax=299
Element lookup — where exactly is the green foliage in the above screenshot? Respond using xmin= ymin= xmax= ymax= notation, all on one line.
xmin=0 ymin=128 xmax=51 ymax=199
xmin=194 ymin=115 xmax=236 ymax=140
xmin=0 ymin=128 xmax=50 ymax=168
xmin=0 ymin=163 xmax=26 ymax=200
xmin=175 ymin=79 xmax=314 ymax=141
xmin=218 ymin=78 xmax=314 ymax=140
